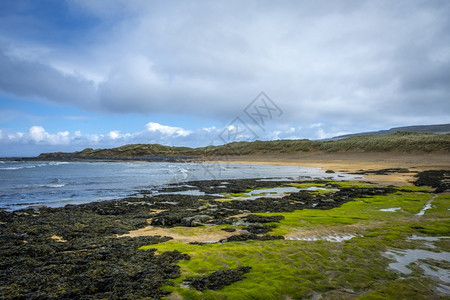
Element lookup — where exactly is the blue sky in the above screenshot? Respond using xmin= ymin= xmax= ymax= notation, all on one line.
xmin=0 ymin=0 xmax=449 ymax=156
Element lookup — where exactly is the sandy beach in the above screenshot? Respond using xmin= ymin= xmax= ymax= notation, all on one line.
xmin=219 ymin=152 xmax=450 ymax=186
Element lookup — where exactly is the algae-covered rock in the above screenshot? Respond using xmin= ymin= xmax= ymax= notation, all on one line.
xmin=186 ymin=266 xmax=252 ymax=291
xmin=243 ymin=214 xmax=285 ymax=223
xmin=414 ymin=169 xmax=450 ymax=193
xmin=220 ymin=233 xmax=284 ymax=243
xmin=0 ymin=177 xmax=401 ymax=299
xmin=244 ymin=224 xmax=275 ymax=234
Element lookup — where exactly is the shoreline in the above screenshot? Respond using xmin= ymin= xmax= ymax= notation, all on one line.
xmin=210 ymin=152 xmax=450 ymax=186
xmin=1 ymin=156 xmax=449 ymax=298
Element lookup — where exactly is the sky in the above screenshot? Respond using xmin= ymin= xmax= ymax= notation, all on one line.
xmin=0 ymin=0 xmax=449 ymax=156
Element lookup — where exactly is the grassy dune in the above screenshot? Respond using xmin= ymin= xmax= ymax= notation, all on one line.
xmin=38 ymin=132 xmax=450 ymax=159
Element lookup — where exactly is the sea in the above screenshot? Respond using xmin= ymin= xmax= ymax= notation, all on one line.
xmin=0 ymin=160 xmax=360 ymax=211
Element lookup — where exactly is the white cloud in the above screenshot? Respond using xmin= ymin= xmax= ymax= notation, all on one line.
xmin=29 ymin=126 xmax=46 ymax=143
xmin=0 ymin=122 xmax=254 ymax=156
xmin=0 ymin=120 xmax=367 ymax=156
xmin=28 ymin=126 xmax=70 ymax=145
xmin=1 ymin=126 xmax=71 ymax=147
xmin=202 ymin=126 xmax=217 ymax=132
xmin=86 ymin=133 xmax=103 ymax=144
xmin=109 ymin=130 xmax=120 ymax=140
xmin=146 ymin=122 xmax=192 ymax=137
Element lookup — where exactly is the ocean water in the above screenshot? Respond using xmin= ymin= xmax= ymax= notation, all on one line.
xmin=0 ymin=160 xmax=359 ymax=211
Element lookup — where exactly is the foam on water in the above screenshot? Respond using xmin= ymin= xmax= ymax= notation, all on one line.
xmin=0 ymin=161 xmax=361 ymax=211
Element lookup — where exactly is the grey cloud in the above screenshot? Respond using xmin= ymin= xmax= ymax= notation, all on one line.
xmin=1 ymin=0 xmax=449 ymax=130
xmin=0 ymin=46 xmax=98 ymax=109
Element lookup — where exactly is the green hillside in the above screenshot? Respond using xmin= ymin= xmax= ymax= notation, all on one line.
xmin=37 ymin=132 xmax=450 ymax=160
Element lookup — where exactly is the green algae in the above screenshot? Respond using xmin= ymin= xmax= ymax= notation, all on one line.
xmin=144 ymin=234 xmax=438 ymax=299
xmin=221 ymin=192 xmax=250 ymax=198
xmin=138 ymin=181 xmax=449 ymax=299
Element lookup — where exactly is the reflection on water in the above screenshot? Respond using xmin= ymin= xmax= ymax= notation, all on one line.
xmin=384 ymin=238 xmax=450 ymax=295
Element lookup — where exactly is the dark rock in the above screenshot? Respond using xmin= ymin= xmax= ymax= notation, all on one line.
xmin=0 ymin=177 xmax=400 ymax=298
xmin=414 ymin=170 xmax=450 ymax=193
xmin=186 ymin=266 xmax=252 ymax=291
xmin=181 ymin=215 xmax=212 ymax=227
xmin=219 ymin=234 xmax=284 ymax=243
xmin=0 ymin=234 xmax=188 ymax=299
xmin=244 ymin=224 xmax=275 ymax=234
xmin=243 ymin=214 xmax=284 ymax=223
xmin=354 ymin=168 xmax=414 ymax=175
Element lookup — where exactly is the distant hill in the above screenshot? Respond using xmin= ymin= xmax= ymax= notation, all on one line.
xmin=37 ymin=131 xmax=450 ymax=161
xmin=331 ymin=123 xmax=450 ymax=140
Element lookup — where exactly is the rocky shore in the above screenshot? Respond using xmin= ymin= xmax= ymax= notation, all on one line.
xmin=0 ymin=170 xmax=448 ymax=299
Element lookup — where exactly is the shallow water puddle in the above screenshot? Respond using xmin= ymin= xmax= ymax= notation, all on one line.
xmin=379 ymin=207 xmax=401 ymax=212
xmin=416 ymin=203 xmax=433 ymax=216
xmin=246 ymin=186 xmax=300 ymax=197
xmin=416 ymin=194 xmax=436 ymax=216
xmin=286 ymin=234 xmax=358 ymax=242
xmin=229 ymin=186 xmax=336 ymax=200
xmin=149 ymin=189 xmax=224 ymax=197
xmin=384 ymin=248 xmax=450 ymax=294
xmin=408 ymin=235 xmax=450 ymax=251
xmin=409 ymin=235 xmax=450 ymax=242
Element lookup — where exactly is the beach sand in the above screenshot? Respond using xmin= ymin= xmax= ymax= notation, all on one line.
xmin=213 ymin=152 xmax=450 ymax=186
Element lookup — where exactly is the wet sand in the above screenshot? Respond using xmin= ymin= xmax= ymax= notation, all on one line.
xmin=215 ymin=152 xmax=450 ymax=186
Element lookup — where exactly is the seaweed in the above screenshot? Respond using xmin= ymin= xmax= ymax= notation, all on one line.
xmin=185 ymin=266 xmax=252 ymax=291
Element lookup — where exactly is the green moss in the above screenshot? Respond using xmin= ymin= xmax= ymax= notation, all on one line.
xmin=288 ymin=182 xmax=328 ymax=189
xmin=328 ymin=181 xmax=375 ymax=188
xmin=360 ymin=278 xmax=438 ymax=299
xmin=397 ymin=186 xmax=431 ymax=192
xmin=138 ymin=183 xmax=448 ymax=299
xmin=230 ymin=193 xmax=250 ymax=197
xmin=427 ymin=194 xmax=450 ymax=217
xmin=145 ymin=238 xmax=400 ymax=299
xmin=222 ymin=193 xmax=250 ymax=198
xmin=263 ymin=191 xmax=432 ymax=236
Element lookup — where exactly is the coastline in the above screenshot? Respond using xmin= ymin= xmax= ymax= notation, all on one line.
xmin=1 ymin=155 xmax=449 ymax=298
xmin=213 ymin=152 xmax=450 ymax=186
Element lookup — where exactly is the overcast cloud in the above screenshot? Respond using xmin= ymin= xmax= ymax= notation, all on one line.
xmin=0 ymin=0 xmax=449 ymax=156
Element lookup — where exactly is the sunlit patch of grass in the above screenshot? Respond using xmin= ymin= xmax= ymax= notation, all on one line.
xmin=263 ymin=191 xmax=432 ymax=236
